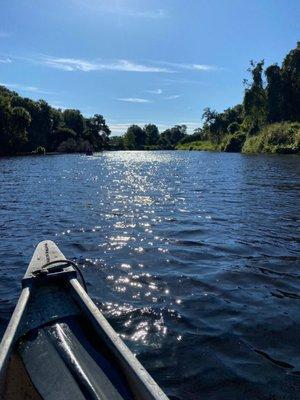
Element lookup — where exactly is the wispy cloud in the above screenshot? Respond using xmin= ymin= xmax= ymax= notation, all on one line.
xmin=0 ymin=82 xmax=59 ymax=95
xmin=0 ymin=57 xmax=12 ymax=64
xmin=157 ymin=61 xmax=218 ymax=71
xmin=147 ymin=88 xmax=163 ymax=94
xmin=162 ymin=78 xmax=208 ymax=85
xmin=164 ymin=94 xmax=180 ymax=100
xmin=0 ymin=31 xmax=12 ymax=38
xmin=108 ymin=7 xmax=166 ymax=19
xmin=74 ymin=1 xmax=167 ymax=19
xmin=41 ymin=57 xmax=173 ymax=73
xmin=7 ymin=54 xmax=217 ymax=74
xmin=116 ymin=97 xmax=152 ymax=103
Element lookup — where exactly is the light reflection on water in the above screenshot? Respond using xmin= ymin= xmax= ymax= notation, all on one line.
xmin=0 ymin=151 xmax=300 ymax=400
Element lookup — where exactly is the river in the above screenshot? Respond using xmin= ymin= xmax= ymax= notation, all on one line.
xmin=0 ymin=151 xmax=299 ymax=399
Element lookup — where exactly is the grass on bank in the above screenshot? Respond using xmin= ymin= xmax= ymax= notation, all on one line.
xmin=177 ymin=122 xmax=300 ymax=154
xmin=242 ymin=122 xmax=300 ymax=153
xmin=176 ymin=140 xmax=221 ymax=151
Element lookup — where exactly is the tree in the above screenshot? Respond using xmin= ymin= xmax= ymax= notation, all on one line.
xmin=63 ymin=109 xmax=85 ymax=137
xmin=0 ymin=104 xmax=31 ymax=154
xmin=109 ymin=136 xmax=124 ymax=150
xmin=0 ymin=85 xmax=111 ymax=155
xmin=265 ymin=64 xmax=283 ymax=123
xmin=53 ymin=127 xmax=77 ymax=149
xmin=85 ymin=114 xmax=111 ymax=150
xmin=281 ymin=42 xmax=300 ymax=121
xmin=159 ymin=125 xmax=186 ymax=149
xmin=123 ymin=125 xmax=146 ymax=149
xmin=144 ymin=124 xmax=159 ymax=146
xmin=227 ymin=122 xmax=240 ymax=134
xmin=243 ymin=60 xmax=267 ymax=134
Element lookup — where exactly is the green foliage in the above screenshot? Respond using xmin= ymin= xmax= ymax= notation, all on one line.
xmin=201 ymin=105 xmax=243 ymax=143
xmin=265 ymin=64 xmax=283 ymax=123
xmin=0 ymin=97 xmax=31 ymax=154
xmin=109 ymin=136 xmax=125 ymax=150
xmin=221 ymin=133 xmax=246 ymax=152
xmin=243 ymin=60 xmax=267 ymax=132
xmin=84 ymin=114 xmax=111 ymax=151
xmin=177 ymin=140 xmax=220 ymax=151
xmin=144 ymin=124 xmax=159 ymax=146
xmin=63 ymin=109 xmax=85 ymax=137
xmin=227 ymin=122 xmax=240 ymax=134
xmin=179 ymin=128 xmax=206 ymax=144
xmin=242 ymin=122 xmax=300 ymax=153
xmin=124 ymin=125 xmax=146 ymax=149
xmin=182 ymin=42 xmax=300 ymax=154
xmin=57 ymin=138 xmax=78 ymax=153
xmin=0 ymin=85 xmax=110 ymax=155
xmin=281 ymin=42 xmax=300 ymax=121
xmin=34 ymin=146 xmax=46 ymax=155
xmin=159 ymin=125 xmax=186 ymax=149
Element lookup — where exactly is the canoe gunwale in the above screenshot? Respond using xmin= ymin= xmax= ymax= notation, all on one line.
xmin=69 ymin=278 xmax=169 ymax=400
xmin=0 ymin=240 xmax=170 ymax=400
xmin=0 ymin=286 xmax=31 ymax=386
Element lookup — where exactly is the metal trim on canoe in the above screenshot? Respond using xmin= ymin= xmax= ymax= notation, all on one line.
xmin=0 ymin=240 xmax=169 ymax=400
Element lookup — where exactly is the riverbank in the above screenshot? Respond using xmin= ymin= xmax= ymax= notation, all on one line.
xmin=177 ymin=122 xmax=300 ymax=154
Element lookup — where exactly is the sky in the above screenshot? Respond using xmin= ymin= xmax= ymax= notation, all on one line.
xmin=0 ymin=0 xmax=299 ymax=135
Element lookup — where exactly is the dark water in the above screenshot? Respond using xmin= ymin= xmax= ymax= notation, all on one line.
xmin=0 ymin=151 xmax=299 ymax=399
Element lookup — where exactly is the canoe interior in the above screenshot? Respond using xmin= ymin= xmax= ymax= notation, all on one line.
xmin=2 ymin=281 xmax=136 ymax=400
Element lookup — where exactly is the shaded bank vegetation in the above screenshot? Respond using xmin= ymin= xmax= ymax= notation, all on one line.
xmin=110 ymin=124 xmax=187 ymax=151
xmin=0 ymin=43 xmax=299 ymax=155
xmin=177 ymin=43 xmax=300 ymax=154
xmin=0 ymin=85 xmax=111 ymax=155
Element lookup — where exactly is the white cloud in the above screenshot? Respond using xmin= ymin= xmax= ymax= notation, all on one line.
xmin=116 ymin=98 xmax=152 ymax=103
xmin=0 ymin=57 xmax=12 ymax=63
xmin=157 ymin=61 xmax=218 ymax=71
xmin=164 ymin=94 xmax=180 ymax=100
xmin=147 ymin=88 xmax=163 ymax=94
xmin=41 ymin=57 xmax=173 ymax=73
xmin=190 ymin=64 xmax=216 ymax=71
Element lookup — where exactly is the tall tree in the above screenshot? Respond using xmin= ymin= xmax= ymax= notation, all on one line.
xmin=281 ymin=42 xmax=300 ymax=121
xmin=144 ymin=124 xmax=159 ymax=146
xmin=63 ymin=109 xmax=85 ymax=137
xmin=243 ymin=60 xmax=267 ymax=134
xmin=124 ymin=125 xmax=146 ymax=149
xmin=265 ymin=64 xmax=283 ymax=123
xmin=159 ymin=125 xmax=186 ymax=149
xmin=85 ymin=114 xmax=111 ymax=150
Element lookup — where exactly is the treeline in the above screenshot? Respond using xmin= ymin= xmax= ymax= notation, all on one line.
xmin=0 ymin=85 xmax=110 ymax=155
xmin=1 ymin=43 xmax=299 ymax=155
xmin=110 ymin=124 xmax=187 ymax=150
xmin=111 ymin=43 xmax=300 ymax=154
xmin=178 ymin=42 xmax=300 ymax=153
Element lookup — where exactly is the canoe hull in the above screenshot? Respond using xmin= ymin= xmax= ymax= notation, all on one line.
xmin=0 ymin=241 xmax=169 ymax=400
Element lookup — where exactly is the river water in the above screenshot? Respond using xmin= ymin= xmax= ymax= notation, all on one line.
xmin=0 ymin=151 xmax=299 ymax=399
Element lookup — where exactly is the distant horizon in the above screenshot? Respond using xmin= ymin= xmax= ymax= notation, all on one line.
xmin=0 ymin=0 xmax=299 ymax=136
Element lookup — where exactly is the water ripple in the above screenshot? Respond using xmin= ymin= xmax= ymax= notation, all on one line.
xmin=0 ymin=151 xmax=300 ymax=400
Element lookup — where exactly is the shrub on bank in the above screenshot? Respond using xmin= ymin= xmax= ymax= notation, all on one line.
xmin=33 ymin=146 xmax=46 ymax=155
xmin=242 ymin=122 xmax=300 ymax=153
xmin=176 ymin=140 xmax=220 ymax=151
xmin=221 ymin=133 xmax=246 ymax=152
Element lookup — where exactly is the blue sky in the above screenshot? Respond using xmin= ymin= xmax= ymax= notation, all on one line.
xmin=0 ymin=0 xmax=299 ymax=135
